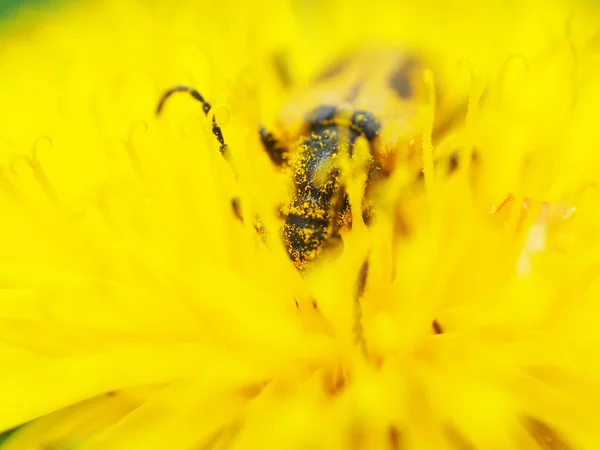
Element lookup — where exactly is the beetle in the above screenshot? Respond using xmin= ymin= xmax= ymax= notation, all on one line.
xmin=156 ymin=47 xmax=465 ymax=273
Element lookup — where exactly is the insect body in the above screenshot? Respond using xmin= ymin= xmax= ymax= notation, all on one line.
xmin=157 ymin=48 xmax=460 ymax=272
xmin=280 ymin=103 xmax=386 ymax=271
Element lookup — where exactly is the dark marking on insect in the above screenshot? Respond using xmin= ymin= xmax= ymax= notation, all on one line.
xmin=306 ymin=105 xmax=338 ymax=129
xmin=260 ymin=126 xmax=287 ymax=166
xmin=351 ymin=110 xmax=381 ymax=141
xmin=432 ymin=319 xmax=443 ymax=334
xmin=389 ymin=58 xmax=418 ymax=99
xmin=285 ymin=213 xmax=329 ymax=248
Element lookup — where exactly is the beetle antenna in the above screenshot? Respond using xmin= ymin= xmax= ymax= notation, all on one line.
xmin=157 ymin=85 xmax=231 ymax=163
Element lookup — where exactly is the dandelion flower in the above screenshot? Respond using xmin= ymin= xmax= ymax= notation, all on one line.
xmin=0 ymin=0 xmax=599 ymax=448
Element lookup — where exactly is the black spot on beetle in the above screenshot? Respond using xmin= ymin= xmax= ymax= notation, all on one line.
xmin=389 ymin=59 xmax=418 ymax=99
xmin=351 ymin=110 xmax=381 ymax=140
xmin=306 ymin=105 xmax=338 ymax=130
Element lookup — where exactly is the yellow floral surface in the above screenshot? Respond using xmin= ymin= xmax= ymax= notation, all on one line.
xmin=0 ymin=0 xmax=599 ymax=448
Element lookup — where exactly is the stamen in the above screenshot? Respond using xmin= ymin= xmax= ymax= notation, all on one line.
xmin=122 ymin=120 xmax=148 ymax=179
xmin=12 ymin=137 xmax=60 ymax=209
xmin=354 ymin=258 xmax=369 ymax=359
xmin=499 ymin=53 xmax=529 ymax=102
xmin=463 ymin=74 xmax=486 ymax=174
xmin=421 ymin=69 xmax=436 ymax=199
xmin=421 ymin=69 xmax=442 ymax=234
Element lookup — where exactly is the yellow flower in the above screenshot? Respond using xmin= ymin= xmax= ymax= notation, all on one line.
xmin=0 ymin=0 xmax=599 ymax=448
